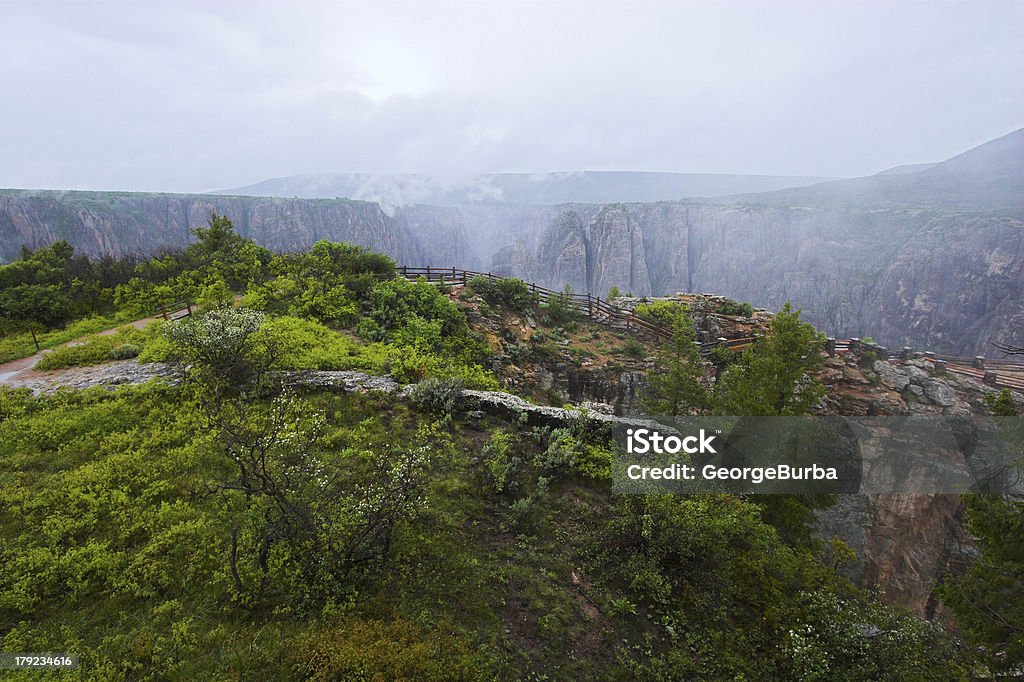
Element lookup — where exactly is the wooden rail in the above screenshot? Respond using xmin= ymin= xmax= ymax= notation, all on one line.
xmin=396 ymin=266 xmax=1024 ymax=392
xmin=396 ymin=266 xmax=676 ymax=343
xmin=155 ymin=299 xmax=193 ymax=321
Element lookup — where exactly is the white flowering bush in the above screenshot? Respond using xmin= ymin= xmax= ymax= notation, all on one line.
xmin=784 ymin=592 xmax=964 ymax=680
xmin=164 ymin=306 xmax=268 ymax=387
xmin=205 ymin=387 xmax=438 ymax=610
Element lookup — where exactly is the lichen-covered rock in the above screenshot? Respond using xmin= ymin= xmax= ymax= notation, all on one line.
xmin=922 ymin=379 xmax=957 ymax=406
xmin=14 ymin=360 xmax=178 ymax=395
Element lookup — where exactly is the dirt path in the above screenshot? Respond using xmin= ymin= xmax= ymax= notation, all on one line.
xmin=0 ymin=309 xmax=185 ymax=391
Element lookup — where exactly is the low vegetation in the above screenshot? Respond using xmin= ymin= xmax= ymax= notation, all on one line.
xmin=0 ymin=215 xmax=995 ymax=678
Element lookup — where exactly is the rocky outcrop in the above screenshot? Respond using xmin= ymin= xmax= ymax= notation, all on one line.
xmin=6 ymin=360 xmax=178 ymax=394
xmin=814 ymin=351 xmax=1024 ymax=618
xmin=393 ymin=204 xmax=478 ymax=269
xmin=491 ymin=241 xmax=534 ymax=279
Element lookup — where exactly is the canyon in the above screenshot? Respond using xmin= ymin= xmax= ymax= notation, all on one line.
xmin=2 ymin=127 xmax=1021 ymax=356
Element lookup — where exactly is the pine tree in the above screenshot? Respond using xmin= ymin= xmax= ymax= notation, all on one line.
xmin=642 ymin=314 xmax=709 ymax=415
xmin=714 ymin=303 xmax=825 ymax=416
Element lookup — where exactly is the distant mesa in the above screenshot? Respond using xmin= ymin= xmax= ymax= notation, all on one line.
xmin=212 ymin=170 xmax=841 ymax=206
xmin=874 ymin=163 xmax=937 ymax=176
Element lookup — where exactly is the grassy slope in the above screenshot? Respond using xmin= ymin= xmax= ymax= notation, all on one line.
xmin=0 ymin=382 xmax=635 ymax=680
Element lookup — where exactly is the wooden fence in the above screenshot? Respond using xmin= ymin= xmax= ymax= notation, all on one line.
xmin=396 ymin=266 xmax=676 ymax=343
xmin=398 ymin=265 xmax=1024 ymax=392
xmin=155 ymin=299 xmax=193 ymax=321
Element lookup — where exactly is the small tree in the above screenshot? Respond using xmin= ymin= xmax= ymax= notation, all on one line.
xmin=164 ymin=307 xmax=270 ymax=389
xmin=186 ymin=213 xmax=269 ymax=290
xmin=985 ymin=388 xmax=1019 ymax=416
xmin=0 ymin=283 xmax=74 ymax=349
xmin=642 ymin=315 xmax=709 ymax=415
xmin=164 ymin=306 xmax=435 ymax=609
xmin=714 ymin=303 xmax=825 ymax=416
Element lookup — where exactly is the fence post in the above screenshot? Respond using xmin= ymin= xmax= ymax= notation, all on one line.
xmin=934 ymin=359 xmax=947 ymax=376
xmin=973 ymin=356 xmax=986 ymax=370
xmin=825 ymin=338 xmax=836 ymax=357
xmin=983 ymin=371 xmax=998 ymax=386
xmin=186 ymin=300 xmax=193 ymax=315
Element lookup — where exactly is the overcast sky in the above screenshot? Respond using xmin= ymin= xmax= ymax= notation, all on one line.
xmin=1 ymin=0 xmax=1022 ymax=193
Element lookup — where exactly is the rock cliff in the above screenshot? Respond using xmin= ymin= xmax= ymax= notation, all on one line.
xmin=814 ymin=350 xmax=1023 ymax=620
xmin=0 ymin=190 xmax=422 ymax=265
xmin=2 ymin=129 xmax=1021 ymax=355
xmin=472 ymin=200 xmax=1022 ymax=356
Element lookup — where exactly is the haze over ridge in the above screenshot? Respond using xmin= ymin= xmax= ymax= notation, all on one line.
xmin=2 ymin=1 xmax=1022 ymax=193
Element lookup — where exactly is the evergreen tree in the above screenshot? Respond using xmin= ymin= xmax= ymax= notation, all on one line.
xmin=642 ymin=313 xmax=709 ymax=415
xmin=941 ymin=494 xmax=1024 ymax=672
xmin=714 ymin=303 xmax=825 ymax=416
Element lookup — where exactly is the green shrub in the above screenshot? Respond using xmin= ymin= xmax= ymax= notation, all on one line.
xmin=35 ymin=327 xmax=143 ymax=370
xmin=134 ymin=322 xmax=176 ymax=363
xmin=985 ymin=388 xmax=1019 ymax=416
xmin=508 ymin=496 xmax=535 ymax=529
xmin=620 ymin=338 xmax=645 ymax=358
xmin=195 ymin=276 xmax=233 ymax=310
xmin=263 ymin=316 xmax=380 ymax=372
xmin=410 ymin=377 xmax=465 ymax=419
xmin=785 ymin=592 xmax=967 ymax=681
xmin=109 ymin=343 xmax=140 ymax=360
xmin=384 ymin=346 xmax=497 ymax=389
xmin=539 ymin=286 xmax=580 ymax=325
xmin=535 ymin=428 xmax=578 ymax=473
xmin=709 ymin=344 xmax=738 ymax=367
xmin=367 ymin=277 xmax=466 ymax=339
xmin=467 ymin=276 xmax=538 ymax=314
xmin=483 ymin=429 xmax=519 ymax=494
xmin=575 ymin=442 xmax=613 ymax=480
xmin=634 ymin=300 xmax=689 ymax=328
xmin=0 ymin=314 xmax=127 ymax=364
xmin=719 ymin=299 xmax=754 ymax=317
xmin=293 ymin=617 xmax=484 ymax=681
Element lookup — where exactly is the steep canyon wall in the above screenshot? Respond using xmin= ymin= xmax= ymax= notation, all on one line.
xmin=2 ymin=190 xmax=1021 ymax=355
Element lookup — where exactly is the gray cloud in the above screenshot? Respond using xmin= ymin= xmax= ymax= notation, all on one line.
xmin=1 ymin=0 xmax=1021 ymax=192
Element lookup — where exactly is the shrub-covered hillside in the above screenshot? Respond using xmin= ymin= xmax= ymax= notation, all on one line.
xmin=0 ymin=216 xmax=982 ymax=679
